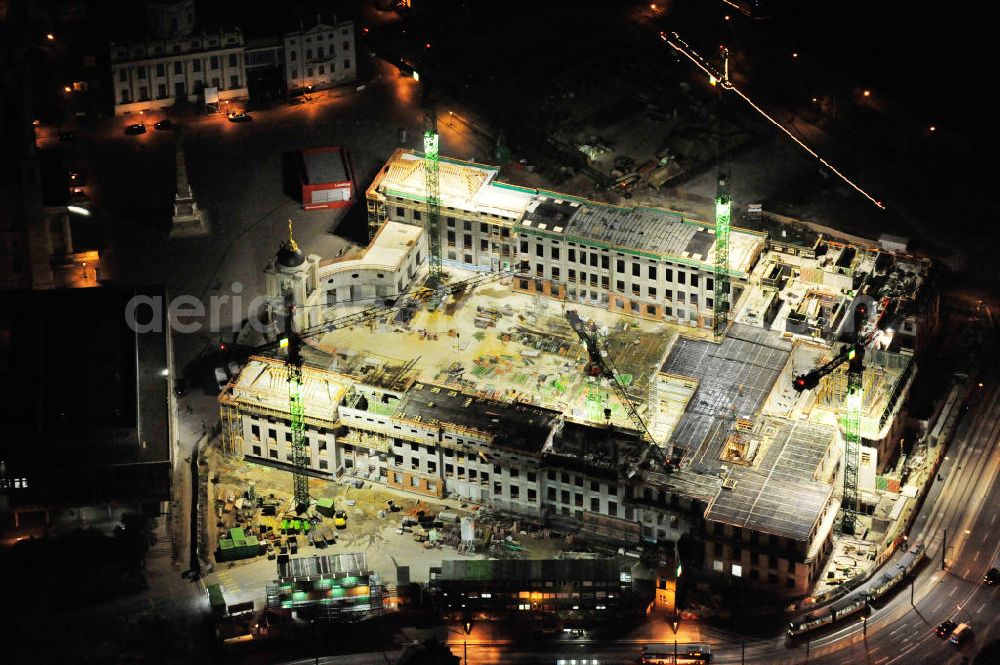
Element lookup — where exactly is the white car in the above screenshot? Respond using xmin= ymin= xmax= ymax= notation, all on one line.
xmin=227 ymin=361 xmax=241 ymax=379
xmin=214 ymin=367 xmax=229 ymax=390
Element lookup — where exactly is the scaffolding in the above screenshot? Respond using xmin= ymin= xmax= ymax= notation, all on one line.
xmin=366 ymin=197 xmax=387 ymax=241
xmin=219 ymin=399 xmax=244 ymax=457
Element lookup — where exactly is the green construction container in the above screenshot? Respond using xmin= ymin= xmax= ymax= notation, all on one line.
xmin=316 ymin=498 xmax=335 ymax=518
xmin=230 ymin=527 xmax=246 ymax=542
xmin=242 ymin=536 xmax=260 ymax=558
xmin=218 ymin=538 xmax=235 ymax=562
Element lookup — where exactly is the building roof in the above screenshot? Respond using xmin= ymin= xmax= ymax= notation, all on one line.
xmin=229 ymin=356 xmax=348 ymax=421
xmin=650 ymin=324 xmax=838 ymax=540
xmin=704 ymin=418 xmax=836 ymax=542
xmin=370 ymin=150 xmax=764 ymax=269
xmin=302 ymin=147 xmax=350 ymax=185
xmin=369 ymin=149 xmax=532 ymax=218
xmin=277 ymin=552 xmax=370 ymax=581
xmin=0 ymin=287 xmax=171 ymax=506
xmin=394 ymin=381 xmax=560 ymax=454
xmin=519 ymin=194 xmax=762 ymax=272
xmin=319 ymin=221 xmax=422 ymax=274
xmin=662 ymin=325 xmax=792 ymax=471
xmin=437 ymin=558 xmax=626 ymax=583
xmin=276 ymin=240 xmax=305 ymax=268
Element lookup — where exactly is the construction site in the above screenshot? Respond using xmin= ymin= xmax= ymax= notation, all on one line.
xmin=203 ymin=94 xmax=939 ymax=634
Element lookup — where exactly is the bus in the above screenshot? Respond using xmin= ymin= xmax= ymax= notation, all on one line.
xmin=641 ymin=643 xmax=713 ymax=664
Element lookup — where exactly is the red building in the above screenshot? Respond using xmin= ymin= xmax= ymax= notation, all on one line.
xmin=300 ymin=147 xmax=354 ymax=209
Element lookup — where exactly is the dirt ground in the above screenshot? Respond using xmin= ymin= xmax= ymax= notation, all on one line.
xmin=203 ymin=444 xmax=568 ymax=592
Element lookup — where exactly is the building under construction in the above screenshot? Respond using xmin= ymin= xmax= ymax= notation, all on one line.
xmin=220 ymin=150 xmax=937 ymax=598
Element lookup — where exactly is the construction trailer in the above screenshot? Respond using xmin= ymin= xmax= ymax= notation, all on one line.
xmin=300 ymin=147 xmax=355 ymax=210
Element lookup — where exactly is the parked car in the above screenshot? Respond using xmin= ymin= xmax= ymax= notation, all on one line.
xmin=124 ymin=123 xmax=146 ymax=135
xmin=935 ymin=619 xmax=957 ymax=638
xmin=227 ymin=111 xmax=252 ymax=123
xmin=334 ymin=510 xmax=348 ymax=529
xmin=985 ymin=567 xmax=1000 ymax=585
xmin=153 ymin=119 xmax=173 ymax=130
xmin=214 ymin=367 xmax=229 ymax=390
xmin=227 ymin=361 xmax=242 ymax=379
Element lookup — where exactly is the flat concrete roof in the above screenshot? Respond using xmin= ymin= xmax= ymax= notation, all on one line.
xmin=302 ymin=147 xmax=349 ymax=185
xmin=395 ymin=381 xmax=560 ymax=454
xmin=663 ymin=325 xmax=792 ymax=471
xmin=320 ymin=221 xmax=423 ymax=273
xmin=704 ymin=418 xmax=835 ymax=542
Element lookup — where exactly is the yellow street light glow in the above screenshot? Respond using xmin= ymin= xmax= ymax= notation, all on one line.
xmin=46 ymin=33 xmax=55 ymax=41
xmin=663 ymin=31 xmax=885 ymax=210
xmin=929 ymin=126 xmax=937 ymax=132
xmin=63 ymin=85 xmax=71 ymax=93
xmin=792 ymin=52 xmax=798 ymax=58
xmin=863 ymin=90 xmax=871 ymax=97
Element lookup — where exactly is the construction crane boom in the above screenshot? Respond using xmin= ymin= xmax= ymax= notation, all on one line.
xmin=565 ymin=310 xmax=674 ymax=477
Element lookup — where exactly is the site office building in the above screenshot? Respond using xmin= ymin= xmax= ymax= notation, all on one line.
xmin=365 ymin=149 xmax=766 ymax=329
xmin=300 ymin=147 xmax=355 ymax=210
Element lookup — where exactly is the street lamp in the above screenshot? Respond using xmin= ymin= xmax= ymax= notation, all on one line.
xmin=46 ymin=33 xmax=55 ymax=41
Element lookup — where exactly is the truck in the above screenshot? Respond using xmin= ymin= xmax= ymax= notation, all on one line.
xmin=207 ymin=584 xmax=227 ymax=618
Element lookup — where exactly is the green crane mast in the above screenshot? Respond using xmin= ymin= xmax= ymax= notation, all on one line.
xmin=713 ymin=171 xmax=732 ymax=338
xmin=423 ymin=89 xmax=443 ymax=285
xmin=793 ymin=302 xmax=874 ymax=535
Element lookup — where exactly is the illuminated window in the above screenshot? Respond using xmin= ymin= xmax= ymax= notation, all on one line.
xmin=731 ymin=564 xmax=743 ymax=577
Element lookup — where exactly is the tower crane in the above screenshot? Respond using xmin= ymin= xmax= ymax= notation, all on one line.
xmin=792 ymin=302 xmax=881 ymax=534
xmin=565 ymin=310 xmax=675 ymax=478
xmin=422 ymin=82 xmax=443 ymax=285
xmin=235 ymin=261 xmax=530 ymax=510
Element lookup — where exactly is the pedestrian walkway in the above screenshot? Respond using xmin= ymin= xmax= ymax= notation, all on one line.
xmin=216 ymin=570 xmax=242 ymax=595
